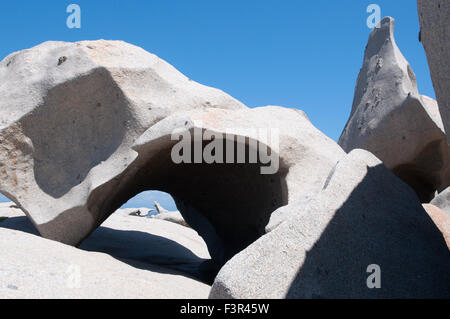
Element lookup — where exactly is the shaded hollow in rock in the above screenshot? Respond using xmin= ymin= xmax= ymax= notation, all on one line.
xmin=95 ymin=135 xmax=289 ymax=270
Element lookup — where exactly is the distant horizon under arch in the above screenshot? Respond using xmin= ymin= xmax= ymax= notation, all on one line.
xmin=120 ymin=190 xmax=177 ymax=211
xmin=0 ymin=190 xmax=178 ymax=212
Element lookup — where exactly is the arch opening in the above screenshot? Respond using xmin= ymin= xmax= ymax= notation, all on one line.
xmin=80 ymin=189 xmax=215 ymax=283
xmin=120 ymin=190 xmax=177 ymax=214
xmin=91 ymin=135 xmax=289 ymax=279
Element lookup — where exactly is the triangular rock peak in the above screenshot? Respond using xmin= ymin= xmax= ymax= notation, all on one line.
xmin=339 ymin=17 xmax=450 ymax=202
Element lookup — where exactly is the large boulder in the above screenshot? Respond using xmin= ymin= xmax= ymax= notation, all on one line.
xmin=431 ymin=186 xmax=450 ymax=217
xmin=0 ymin=40 xmax=344 ymax=268
xmin=338 ymin=17 xmax=450 ymax=202
xmin=0 ymin=40 xmax=243 ymax=245
xmin=418 ymin=0 xmax=450 ymax=145
xmin=210 ymin=149 xmax=450 ymax=299
xmin=0 ymin=216 xmax=211 ymax=298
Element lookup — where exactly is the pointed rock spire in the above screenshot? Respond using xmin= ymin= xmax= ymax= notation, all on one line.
xmin=339 ymin=17 xmax=450 ymax=202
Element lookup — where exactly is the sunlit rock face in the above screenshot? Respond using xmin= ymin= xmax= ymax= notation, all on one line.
xmin=338 ymin=17 xmax=450 ymax=202
xmin=0 ymin=40 xmax=344 ymax=268
xmin=418 ymin=0 xmax=450 ymax=147
xmin=0 ymin=40 xmax=244 ymax=245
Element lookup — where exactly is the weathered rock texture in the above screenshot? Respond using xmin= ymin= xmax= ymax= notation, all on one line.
xmin=210 ymin=149 xmax=450 ymax=299
xmin=431 ymin=186 xmax=450 ymax=217
xmin=338 ymin=17 xmax=450 ymax=202
xmin=121 ymin=106 xmax=345 ymax=265
xmin=0 ymin=40 xmax=245 ymax=247
xmin=0 ymin=40 xmax=344 ymax=267
xmin=121 ymin=207 xmax=153 ymax=217
xmin=0 ymin=204 xmax=211 ymax=298
xmin=418 ymin=0 xmax=450 ymax=145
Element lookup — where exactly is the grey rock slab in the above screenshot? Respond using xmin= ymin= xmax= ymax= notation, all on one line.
xmin=151 ymin=201 xmax=189 ymax=227
xmin=0 ymin=40 xmax=244 ymax=247
xmin=210 ymin=149 xmax=450 ymax=298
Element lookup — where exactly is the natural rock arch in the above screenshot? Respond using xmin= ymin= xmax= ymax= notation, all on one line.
xmin=94 ymin=134 xmax=289 ymax=267
xmin=0 ymin=40 xmax=345 ymax=272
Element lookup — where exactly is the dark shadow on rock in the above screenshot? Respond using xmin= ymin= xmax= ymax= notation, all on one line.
xmin=392 ymin=139 xmax=447 ymax=203
xmin=97 ymin=140 xmax=289 ymax=270
xmin=0 ymin=216 xmax=215 ymax=284
xmin=286 ymin=165 xmax=450 ymax=298
xmin=79 ymin=226 xmax=215 ymax=284
xmin=21 ymin=68 xmax=131 ymax=198
xmin=0 ymin=216 xmax=40 ymax=236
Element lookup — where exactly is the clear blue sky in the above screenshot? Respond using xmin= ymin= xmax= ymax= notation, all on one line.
xmin=0 ymin=1 xmax=434 ymax=208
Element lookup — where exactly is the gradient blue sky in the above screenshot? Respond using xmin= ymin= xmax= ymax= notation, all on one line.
xmin=0 ymin=1 xmax=434 ymax=209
